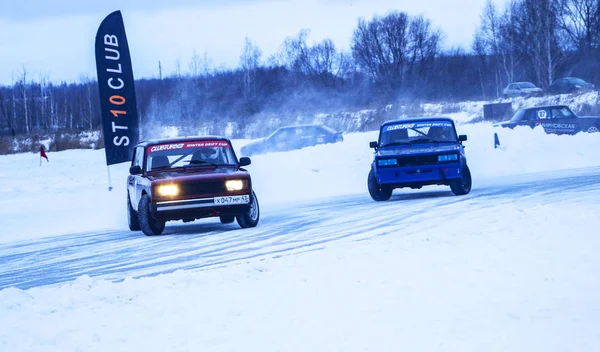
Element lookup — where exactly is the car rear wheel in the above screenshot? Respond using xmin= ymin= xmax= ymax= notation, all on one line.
xmin=586 ymin=126 xmax=599 ymax=133
xmin=220 ymin=215 xmax=235 ymax=224
xmin=236 ymin=191 xmax=259 ymax=228
xmin=138 ymin=194 xmax=166 ymax=236
xmin=450 ymin=165 xmax=472 ymax=196
xmin=127 ymin=192 xmax=140 ymax=231
xmin=368 ymin=169 xmax=392 ymax=201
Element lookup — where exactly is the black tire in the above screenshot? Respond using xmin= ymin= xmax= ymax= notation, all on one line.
xmin=220 ymin=215 xmax=235 ymax=224
xmin=368 ymin=169 xmax=392 ymax=201
xmin=450 ymin=165 xmax=472 ymax=196
xmin=138 ymin=194 xmax=166 ymax=236
xmin=236 ymin=190 xmax=260 ymax=228
xmin=127 ymin=192 xmax=140 ymax=231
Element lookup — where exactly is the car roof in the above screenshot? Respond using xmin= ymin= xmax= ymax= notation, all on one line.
xmin=135 ymin=135 xmax=231 ymax=148
xmin=277 ymin=124 xmax=328 ymax=129
xmin=519 ymin=104 xmax=570 ymax=111
xmin=380 ymin=116 xmax=455 ymax=127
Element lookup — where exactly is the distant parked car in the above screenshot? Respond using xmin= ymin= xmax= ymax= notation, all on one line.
xmin=494 ymin=104 xmax=600 ymax=135
xmin=502 ymin=82 xmax=543 ymax=98
xmin=547 ymin=77 xmax=595 ymax=95
xmin=240 ymin=124 xmax=344 ymax=156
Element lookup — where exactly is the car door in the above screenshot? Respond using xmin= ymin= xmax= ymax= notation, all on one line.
xmin=128 ymin=146 xmax=144 ymax=209
xmin=545 ymin=107 xmax=577 ymax=135
xmin=517 ymin=108 xmax=547 ymax=129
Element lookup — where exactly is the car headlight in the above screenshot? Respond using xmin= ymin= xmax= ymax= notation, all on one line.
xmin=377 ymin=158 xmax=398 ymax=167
xmin=438 ymin=154 xmax=458 ymax=162
xmin=157 ymin=184 xmax=179 ymax=197
xmin=225 ymin=179 xmax=245 ymax=191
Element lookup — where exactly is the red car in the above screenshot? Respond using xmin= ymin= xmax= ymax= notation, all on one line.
xmin=126 ymin=136 xmax=259 ymax=236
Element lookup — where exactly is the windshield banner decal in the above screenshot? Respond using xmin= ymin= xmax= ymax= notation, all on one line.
xmin=386 ymin=121 xmax=453 ymax=131
xmin=147 ymin=141 xmax=231 ymax=153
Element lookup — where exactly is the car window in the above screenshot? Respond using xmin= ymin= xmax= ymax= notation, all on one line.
xmin=510 ymin=109 xmax=526 ymax=122
xmin=319 ymin=125 xmax=337 ymax=134
xmin=379 ymin=120 xmax=457 ymax=145
xmin=550 ymin=107 xmax=575 ymax=119
xmin=133 ymin=146 xmax=144 ymax=167
xmin=145 ymin=140 xmax=237 ymax=172
xmin=533 ymin=109 xmax=548 ymax=120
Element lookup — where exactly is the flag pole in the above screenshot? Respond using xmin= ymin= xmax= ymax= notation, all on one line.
xmin=107 ymin=165 xmax=113 ymax=191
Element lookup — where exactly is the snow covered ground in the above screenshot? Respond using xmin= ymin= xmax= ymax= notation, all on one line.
xmin=1 ymin=120 xmax=600 ymax=351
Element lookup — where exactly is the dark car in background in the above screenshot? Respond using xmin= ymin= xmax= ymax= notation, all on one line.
xmin=240 ymin=124 xmax=344 ymax=156
xmin=547 ymin=77 xmax=595 ymax=95
xmin=495 ymin=104 xmax=600 ymax=135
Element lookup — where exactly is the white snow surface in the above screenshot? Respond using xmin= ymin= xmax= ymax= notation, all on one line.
xmin=1 ymin=119 xmax=600 ymax=351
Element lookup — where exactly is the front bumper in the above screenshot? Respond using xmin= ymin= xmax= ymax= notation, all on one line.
xmin=376 ymin=163 xmax=462 ymax=186
xmin=152 ymin=194 xmax=251 ymax=221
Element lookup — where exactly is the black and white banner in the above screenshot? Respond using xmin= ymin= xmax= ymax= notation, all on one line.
xmin=94 ymin=10 xmax=140 ymax=165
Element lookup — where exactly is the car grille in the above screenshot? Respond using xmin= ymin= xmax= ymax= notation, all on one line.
xmin=178 ymin=181 xmax=227 ymax=196
xmin=395 ymin=154 xmax=439 ymax=167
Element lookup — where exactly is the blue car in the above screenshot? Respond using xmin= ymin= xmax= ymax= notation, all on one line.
xmin=367 ymin=117 xmax=472 ymax=201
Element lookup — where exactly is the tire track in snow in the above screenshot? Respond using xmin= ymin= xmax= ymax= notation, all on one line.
xmin=0 ymin=169 xmax=598 ymax=290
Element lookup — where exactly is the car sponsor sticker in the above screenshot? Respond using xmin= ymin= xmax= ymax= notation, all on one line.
xmin=148 ymin=140 xmax=231 ymax=153
xmin=537 ymin=110 xmax=547 ymax=119
xmin=385 ymin=121 xmax=453 ymax=131
xmin=541 ymin=123 xmax=575 ymax=130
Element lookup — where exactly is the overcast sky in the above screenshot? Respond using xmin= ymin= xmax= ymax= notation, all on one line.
xmin=0 ymin=0 xmax=506 ymax=85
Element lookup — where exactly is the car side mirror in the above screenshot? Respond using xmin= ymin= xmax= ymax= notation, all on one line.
xmin=239 ymin=157 xmax=251 ymax=167
xmin=458 ymin=135 xmax=467 ymax=142
xmin=129 ymin=165 xmax=142 ymax=175
xmin=369 ymin=141 xmax=378 ymax=149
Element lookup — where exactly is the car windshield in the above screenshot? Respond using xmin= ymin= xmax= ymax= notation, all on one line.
xmin=144 ymin=140 xmax=238 ymax=172
xmin=567 ymin=77 xmax=587 ymax=84
xmin=510 ymin=109 xmax=526 ymax=122
xmin=519 ymin=82 xmax=536 ymax=88
xmin=379 ymin=120 xmax=457 ymax=146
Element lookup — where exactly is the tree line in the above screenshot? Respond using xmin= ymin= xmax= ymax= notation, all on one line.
xmin=1 ymin=0 xmax=599 ymax=140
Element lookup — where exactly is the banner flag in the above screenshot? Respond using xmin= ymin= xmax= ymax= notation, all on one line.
xmin=94 ymin=10 xmax=139 ymax=166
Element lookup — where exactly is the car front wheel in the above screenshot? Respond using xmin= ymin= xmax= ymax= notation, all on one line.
xmin=236 ymin=191 xmax=260 ymax=228
xmin=368 ymin=169 xmax=392 ymax=201
xmin=138 ymin=194 xmax=166 ymax=236
xmin=450 ymin=165 xmax=472 ymax=196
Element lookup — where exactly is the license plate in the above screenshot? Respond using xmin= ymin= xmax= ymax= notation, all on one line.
xmin=214 ymin=195 xmax=250 ymax=205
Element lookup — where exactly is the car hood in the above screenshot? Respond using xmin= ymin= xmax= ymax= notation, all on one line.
xmin=578 ymin=115 xmax=600 ymax=119
xmin=147 ymin=167 xmax=249 ymax=183
xmin=241 ymin=140 xmax=263 ymax=149
xmin=376 ymin=144 xmax=461 ymax=157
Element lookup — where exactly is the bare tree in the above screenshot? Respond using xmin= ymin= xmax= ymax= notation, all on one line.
xmin=407 ymin=15 xmax=443 ymax=77
xmin=239 ymin=36 xmax=262 ymax=100
xmin=17 ymin=66 xmax=30 ymax=134
xmin=351 ymin=11 xmax=410 ymax=90
xmin=512 ymin=0 xmax=563 ymax=85
xmin=189 ymin=50 xmax=202 ymax=77
xmin=557 ymin=0 xmax=600 ymax=52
